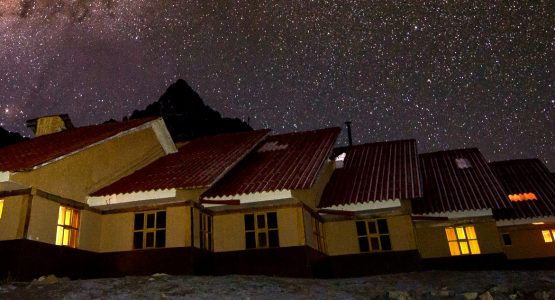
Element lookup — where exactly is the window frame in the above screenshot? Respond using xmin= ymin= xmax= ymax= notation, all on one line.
xmin=356 ymin=219 xmax=392 ymax=253
xmin=244 ymin=212 xmax=279 ymax=249
xmin=199 ymin=212 xmax=213 ymax=251
xmin=133 ymin=210 xmax=166 ymax=250
xmin=445 ymin=225 xmax=481 ymax=256
xmin=56 ymin=206 xmax=80 ymax=248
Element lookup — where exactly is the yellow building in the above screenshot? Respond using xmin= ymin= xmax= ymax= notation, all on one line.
xmin=490 ymin=159 xmax=555 ymax=264
xmin=412 ymin=148 xmax=509 ymax=269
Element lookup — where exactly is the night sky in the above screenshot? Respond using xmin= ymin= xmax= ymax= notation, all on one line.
xmin=1 ymin=1 xmax=553 ymax=170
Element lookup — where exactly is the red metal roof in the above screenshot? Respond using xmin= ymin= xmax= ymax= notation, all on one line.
xmin=92 ymin=130 xmax=270 ymax=196
xmin=412 ymin=148 xmax=510 ymax=214
xmin=318 ymin=139 xmax=422 ymax=208
xmin=490 ymin=159 xmax=555 ymax=220
xmin=0 ymin=117 xmax=158 ymax=172
xmin=202 ymin=127 xmax=341 ymax=198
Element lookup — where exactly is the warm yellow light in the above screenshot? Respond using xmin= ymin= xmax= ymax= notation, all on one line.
xmin=509 ymin=193 xmax=537 ymax=202
xmin=533 ymin=222 xmax=545 ymax=225
xmin=456 ymin=227 xmax=466 ymax=239
xmin=445 ymin=227 xmax=457 ymax=241
xmin=465 ymin=226 xmax=477 ymax=239
xmin=469 ymin=240 xmax=481 ymax=254
xmin=459 ymin=241 xmax=470 ymax=255
xmin=56 ymin=226 xmax=63 ymax=245
xmin=448 ymin=241 xmax=460 ymax=256
xmin=542 ymin=230 xmax=553 ymax=243
xmin=0 ymin=200 xmax=4 ymax=219
xmin=58 ymin=206 xmax=65 ymax=225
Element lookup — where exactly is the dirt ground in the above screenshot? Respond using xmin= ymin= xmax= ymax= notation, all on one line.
xmin=1 ymin=270 xmax=555 ymax=299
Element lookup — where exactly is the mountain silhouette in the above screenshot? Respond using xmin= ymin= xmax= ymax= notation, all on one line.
xmin=129 ymin=79 xmax=252 ymax=141
xmin=0 ymin=127 xmax=25 ymax=147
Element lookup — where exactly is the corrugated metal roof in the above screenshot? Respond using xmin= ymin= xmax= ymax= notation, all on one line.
xmin=0 ymin=117 xmax=158 ymax=172
xmin=318 ymin=139 xmax=422 ymax=208
xmin=412 ymin=148 xmax=510 ymax=214
xmin=92 ymin=130 xmax=270 ymax=196
xmin=490 ymin=159 xmax=555 ymax=220
xmin=202 ymin=127 xmax=340 ymax=198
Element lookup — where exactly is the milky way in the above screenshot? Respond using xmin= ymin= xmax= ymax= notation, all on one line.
xmin=1 ymin=1 xmax=554 ymax=169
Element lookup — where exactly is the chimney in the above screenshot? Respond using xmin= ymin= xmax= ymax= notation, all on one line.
xmin=345 ymin=121 xmax=353 ymax=147
xmin=26 ymin=114 xmax=74 ymax=137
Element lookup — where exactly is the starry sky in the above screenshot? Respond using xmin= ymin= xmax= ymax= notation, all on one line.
xmin=1 ymin=1 xmax=554 ymax=170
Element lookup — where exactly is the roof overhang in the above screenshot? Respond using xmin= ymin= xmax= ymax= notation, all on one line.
xmin=0 ymin=171 xmax=30 ymax=192
xmin=496 ymin=216 xmax=555 ymax=227
xmin=87 ymin=189 xmax=177 ymax=209
xmin=319 ymin=199 xmax=401 ymax=212
xmin=412 ymin=208 xmax=493 ymax=220
xmin=203 ymin=190 xmax=293 ymax=204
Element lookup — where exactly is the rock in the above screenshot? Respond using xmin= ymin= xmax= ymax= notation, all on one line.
xmin=152 ymin=273 xmax=168 ymax=277
xmin=534 ymin=291 xmax=549 ymax=300
xmin=461 ymin=292 xmax=478 ymax=300
xmin=388 ymin=290 xmax=411 ymax=300
xmin=438 ymin=287 xmax=454 ymax=297
xmin=31 ymin=274 xmax=59 ymax=285
xmin=478 ymin=291 xmax=493 ymax=300
xmin=508 ymin=294 xmax=518 ymax=300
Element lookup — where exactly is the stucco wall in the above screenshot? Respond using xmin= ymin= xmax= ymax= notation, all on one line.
xmin=500 ymin=225 xmax=555 ymax=260
xmin=12 ymin=127 xmax=166 ymax=202
xmin=325 ymin=214 xmax=416 ymax=256
xmin=79 ymin=210 xmax=102 ymax=252
xmin=0 ymin=195 xmax=27 ymax=240
xmin=26 ymin=195 xmax=59 ymax=244
xmin=213 ymin=206 xmax=303 ymax=252
xmin=415 ymin=219 xmax=502 ymax=258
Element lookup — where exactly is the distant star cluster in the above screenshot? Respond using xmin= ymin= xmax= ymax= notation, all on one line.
xmin=0 ymin=1 xmax=553 ymax=169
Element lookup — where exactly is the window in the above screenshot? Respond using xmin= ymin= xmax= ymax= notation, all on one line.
xmin=356 ymin=219 xmax=391 ymax=252
xmin=502 ymin=233 xmax=512 ymax=246
xmin=541 ymin=230 xmax=555 ymax=243
xmin=312 ymin=217 xmax=326 ymax=252
xmin=445 ymin=226 xmax=481 ymax=255
xmin=133 ymin=211 xmax=166 ymax=249
xmin=244 ymin=212 xmax=279 ymax=249
xmin=200 ymin=212 xmax=213 ymax=251
xmin=508 ymin=193 xmax=537 ymax=202
xmin=0 ymin=199 xmax=3 ymax=219
xmin=56 ymin=206 xmax=80 ymax=248
xmin=455 ymin=158 xmax=471 ymax=169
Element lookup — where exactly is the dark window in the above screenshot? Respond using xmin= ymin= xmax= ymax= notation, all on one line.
xmin=133 ymin=211 xmax=166 ymax=249
xmin=244 ymin=212 xmax=279 ymax=249
xmin=200 ymin=212 xmax=213 ymax=251
xmin=356 ymin=219 xmax=391 ymax=253
xmin=502 ymin=233 xmax=512 ymax=246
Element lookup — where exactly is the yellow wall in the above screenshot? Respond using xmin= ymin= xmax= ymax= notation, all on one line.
xmin=176 ymin=189 xmax=206 ymax=202
xmin=26 ymin=195 xmax=59 ymax=244
xmin=500 ymin=225 xmax=555 ymax=260
xmin=303 ymin=209 xmax=314 ymax=249
xmin=213 ymin=206 xmax=303 ymax=252
xmin=99 ymin=205 xmax=191 ymax=252
xmin=415 ymin=219 xmax=502 ymax=258
xmin=0 ymin=195 xmax=27 ymax=240
xmin=325 ymin=214 xmax=417 ymax=256
xmin=12 ymin=127 xmax=166 ymax=202
xmin=79 ymin=210 xmax=102 ymax=252
xmin=291 ymin=160 xmax=335 ymax=209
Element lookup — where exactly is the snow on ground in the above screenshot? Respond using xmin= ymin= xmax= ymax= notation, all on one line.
xmin=1 ymin=270 xmax=555 ymax=299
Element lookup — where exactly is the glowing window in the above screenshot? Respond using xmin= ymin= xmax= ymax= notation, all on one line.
xmin=541 ymin=230 xmax=555 ymax=243
xmin=455 ymin=158 xmax=472 ymax=169
xmin=445 ymin=225 xmax=481 ymax=256
xmin=245 ymin=212 xmax=279 ymax=249
xmin=356 ymin=219 xmax=392 ymax=252
xmin=508 ymin=193 xmax=537 ymax=202
xmin=133 ymin=211 xmax=166 ymax=249
xmin=56 ymin=206 xmax=80 ymax=248
xmin=199 ymin=212 xmax=213 ymax=251
xmin=0 ymin=200 xmax=4 ymax=219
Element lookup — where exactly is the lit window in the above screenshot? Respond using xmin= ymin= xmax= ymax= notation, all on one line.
xmin=541 ymin=230 xmax=555 ymax=243
xmin=244 ymin=212 xmax=279 ymax=249
xmin=455 ymin=158 xmax=471 ymax=169
xmin=312 ymin=217 xmax=326 ymax=253
xmin=445 ymin=225 xmax=481 ymax=255
xmin=0 ymin=199 xmax=3 ymax=219
xmin=56 ymin=206 xmax=80 ymax=248
xmin=356 ymin=219 xmax=392 ymax=252
xmin=508 ymin=193 xmax=537 ymax=202
xmin=200 ymin=212 xmax=213 ymax=251
xmin=133 ymin=211 xmax=166 ymax=249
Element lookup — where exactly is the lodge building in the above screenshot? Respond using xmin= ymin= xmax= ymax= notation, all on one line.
xmin=0 ymin=115 xmax=553 ymax=279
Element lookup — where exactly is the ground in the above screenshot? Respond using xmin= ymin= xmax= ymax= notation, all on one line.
xmin=1 ymin=270 xmax=555 ymax=299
